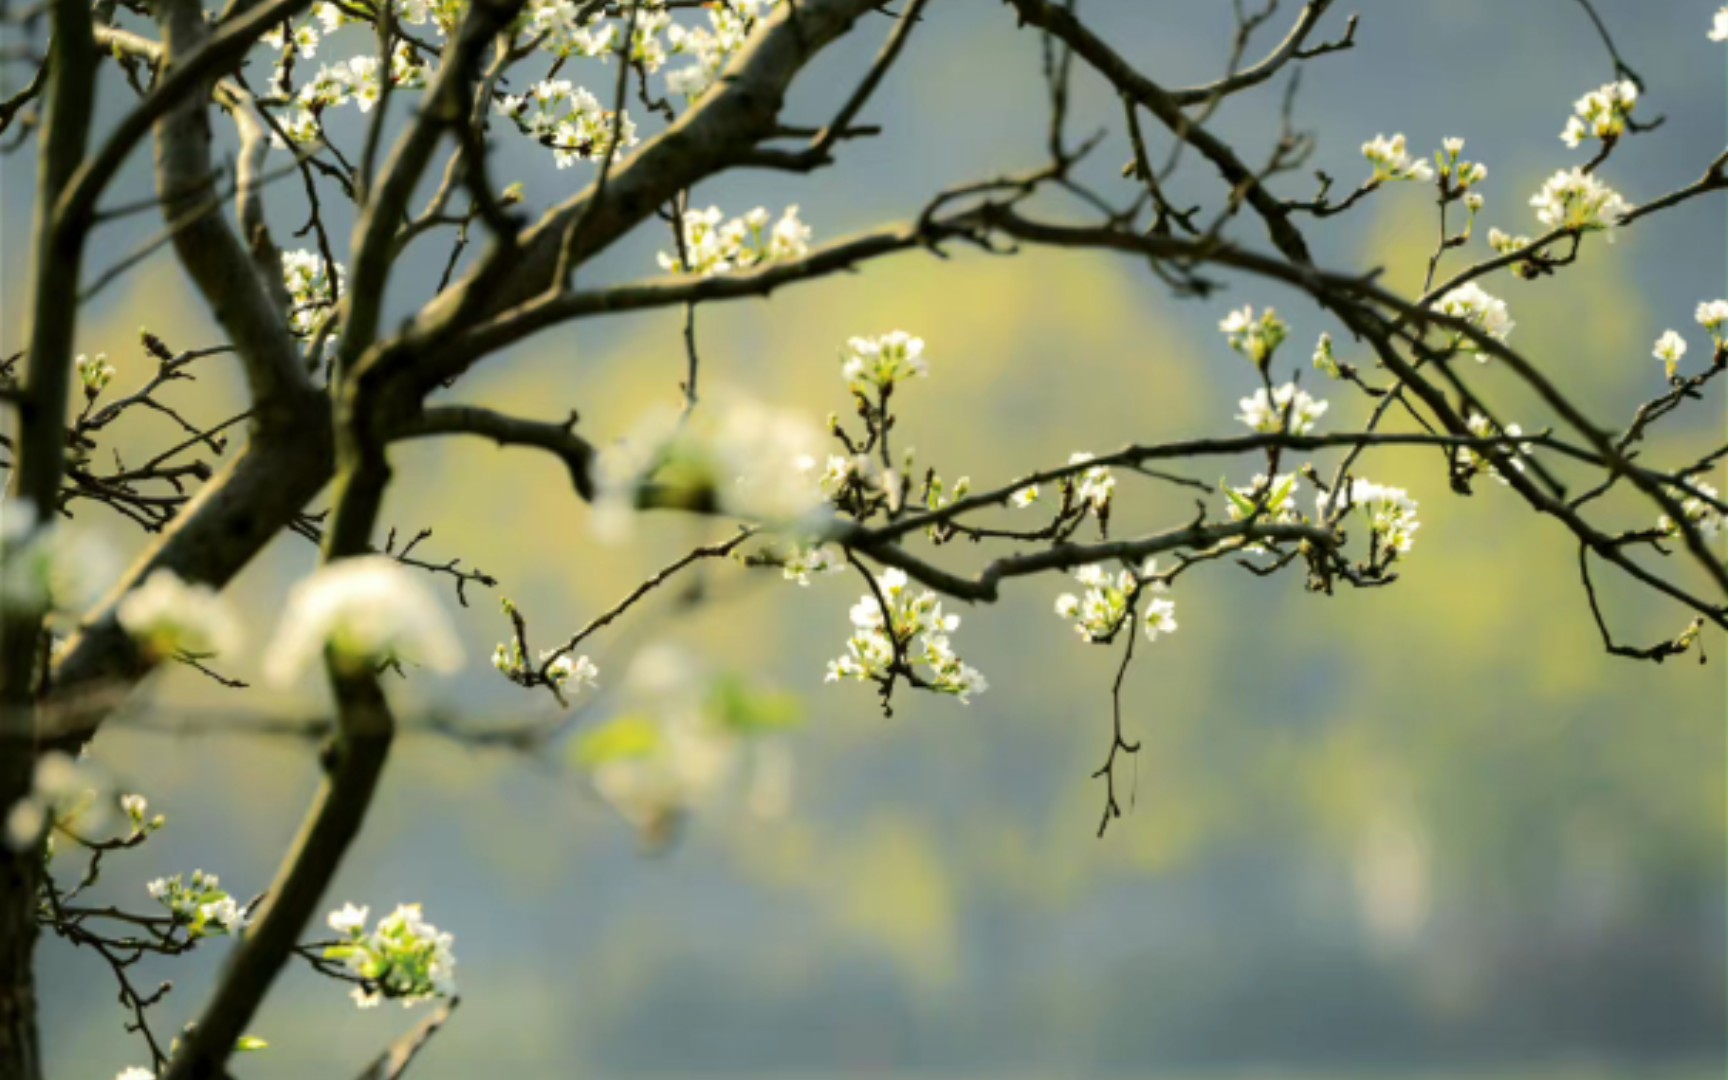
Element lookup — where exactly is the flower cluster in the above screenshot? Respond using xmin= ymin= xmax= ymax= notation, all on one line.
xmin=664 ymin=0 xmax=778 ymax=98
xmin=119 ymin=792 xmax=164 ymax=836
xmin=1319 ymin=478 xmax=1421 ymax=559
xmin=1530 ymin=167 xmax=1631 ymax=239
xmin=281 ymin=249 xmax=344 ymax=338
xmin=491 ymin=637 xmax=599 ymax=692
xmin=1219 ymin=305 xmax=1289 ymax=367
xmin=779 ymin=541 xmax=846 ymax=586
xmin=1455 ymin=413 xmax=1529 ymax=486
xmin=1432 ymin=282 xmax=1514 ymax=360
xmin=839 ymin=331 xmax=928 ymax=394
xmin=260 ymin=17 xmax=321 ymax=59
xmin=1362 ymin=132 xmax=1433 ymax=184
xmin=117 ymin=570 xmax=243 ymax=660
xmin=496 ymin=79 xmax=638 ymax=168
xmin=1053 ymin=560 xmax=1176 ymax=644
xmin=804 ymin=452 xmax=875 ymax=502
xmin=75 ymin=352 xmax=115 ymax=398
xmin=1657 ymin=480 xmax=1725 ymax=543
xmin=263 ymin=556 xmax=464 ymax=684
xmin=657 ymin=205 xmax=811 ymax=276
xmin=523 ymin=0 xmax=646 ymax=60
xmin=1066 ymin=452 xmax=1116 ymax=517
xmin=323 ymin=902 xmax=457 ymax=1009
xmin=1236 ymin=383 xmax=1328 ymax=435
xmin=148 ymin=869 xmax=248 ymax=938
xmin=544 ymin=1 xmax=675 ymax=68
xmin=1435 ymin=136 xmax=1487 ymax=218
xmin=826 ymin=568 xmax=986 ymax=702
xmin=277 ymin=52 xmax=422 ymax=143
xmin=1437 ymin=137 xmax=1487 ymax=190
xmin=1560 ymin=80 xmax=1638 ymax=149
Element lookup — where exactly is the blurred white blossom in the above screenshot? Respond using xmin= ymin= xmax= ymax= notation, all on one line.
xmin=117 ymin=570 xmax=242 ymax=660
xmin=264 ymin=557 xmax=463 ymax=684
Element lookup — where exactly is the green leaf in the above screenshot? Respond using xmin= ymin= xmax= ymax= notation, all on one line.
xmin=1222 ymin=481 xmax=1258 ymax=518
xmin=235 ymin=1036 xmax=269 ymax=1053
xmin=573 ymin=714 xmax=662 ymax=768
xmin=707 ymin=673 xmax=802 ymax=734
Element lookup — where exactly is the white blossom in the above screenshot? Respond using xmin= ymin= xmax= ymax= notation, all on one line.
xmin=664 ymin=0 xmax=777 ymax=98
xmin=545 ymin=651 xmax=600 ymax=691
xmin=1530 ymin=167 xmax=1631 ymax=239
xmin=1142 ymin=591 xmax=1178 ymax=641
xmin=263 ymin=556 xmax=464 ymax=684
xmin=1695 ymin=299 xmax=1728 ymax=344
xmin=1456 ymin=413 xmax=1529 ymax=486
xmin=497 ymin=79 xmax=637 ymax=168
xmin=1559 ymin=80 xmax=1638 ymax=149
xmin=0 ymin=497 xmax=116 ymax=617
xmin=1219 ymin=305 xmax=1289 ymax=366
xmin=148 ymin=869 xmax=248 ymax=937
xmin=328 ymin=902 xmax=370 ymax=935
xmin=75 ymin=352 xmax=115 ymax=397
xmin=281 ymin=249 xmax=344 ymax=338
xmin=1236 ymin=383 xmax=1328 ymax=435
xmin=117 ymin=570 xmax=242 ymax=660
xmin=1052 ymin=559 xmax=1175 ymax=645
xmin=119 ymin=793 xmax=149 ymax=826
xmin=780 ymin=541 xmax=845 ymax=585
xmin=1713 ymin=7 xmax=1728 ymax=42
xmin=1312 ymin=332 xmax=1342 ymax=379
xmin=594 ymin=397 xmax=827 ymax=538
xmin=1437 ymin=136 xmax=1487 ymax=189
xmin=1010 ymin=484 xmax=1040 ymax=509
xmin=1361 ymin=132 xmax=1433 ymax=184
xmin=116 ymin=1068 xmax=156 ymax=1080
xmin=826 ymin=568 xmax=985 ymax=702
xmin=1066 ymin=452 xmax=1115 ymax=515
xmin=1432 ymin=282 xmax=1514 ymax=360
xmin=5 ymin=751 xmax=108 ymax=850
xmin=839 ymin=330 xmax=927 ymax=393
xmin=1657 ymin=480 xmax=1725 ymax=542
xmin=1319 ymin=478 xmax=1421 ymax=558
xmin=1653 ymin=329 xmax=1688 ymax=379
xmin=323 ymin=902 xmax=457 ymax=1009
xmin=656 ymin=204 xmax=809 ymax=275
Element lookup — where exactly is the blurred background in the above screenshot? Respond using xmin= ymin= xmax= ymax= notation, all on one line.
xmin=3 ymin=1 xmax=1725 ymax=1077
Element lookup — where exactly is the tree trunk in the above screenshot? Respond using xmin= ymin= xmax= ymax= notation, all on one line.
xmin=0 ymin=749 xmax=42 ymax=1080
